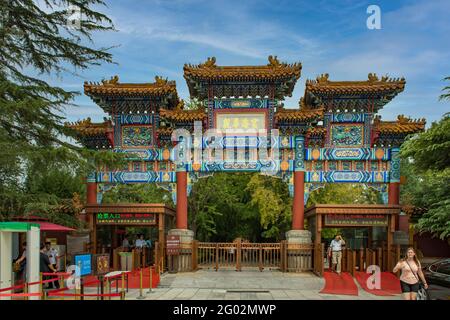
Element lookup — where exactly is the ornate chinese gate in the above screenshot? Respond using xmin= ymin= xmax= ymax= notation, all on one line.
xmin=68 ymin=56 xmax=426 ymax=275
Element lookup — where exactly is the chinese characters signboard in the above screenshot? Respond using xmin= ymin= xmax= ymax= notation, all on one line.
xmin=324 ymin=214 xmax=388 ymax=227
xmin=96 ymin=213 xmax=156 ymax=225
xmin=166 ymin=235 xmax=180 ymax=255
xmin=215 ymin=112 xmax=266 ymax=131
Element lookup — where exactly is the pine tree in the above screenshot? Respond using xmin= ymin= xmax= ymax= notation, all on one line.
xmin=0 ymin=1 xmax=121 ymax=222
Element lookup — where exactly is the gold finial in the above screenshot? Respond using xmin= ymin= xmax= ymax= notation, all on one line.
xmin=316 ymin=73 xmax=329 ymax=84
xmin=101 ymin=75 xmax=119 ymax=85
xmin=268 ymin=55 xmax=281 ymax=67
xmin=368 ymin=73 xmax=379 ymax=82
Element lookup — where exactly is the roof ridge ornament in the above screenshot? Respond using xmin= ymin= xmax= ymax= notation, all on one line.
xmin=201 ymin=57 xmax=216 ymax=68
xmin=155 ymin=75 xmax=168 ymax=85
xmin=268 ymin=55 xmax=281 ymax=67
xmin=368 ymin=73 xmax=379 ymax=82
xmin=101 ymin=75 xmax=119 ymax=85
xmin=316 ymin=73 xmax=329 ymax=84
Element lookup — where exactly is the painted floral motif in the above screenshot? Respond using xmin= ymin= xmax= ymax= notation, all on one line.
xmin=122 ymin=126 xmax=153 ymax=147
xmin=330 ymin=124 xmax=363 ymax=147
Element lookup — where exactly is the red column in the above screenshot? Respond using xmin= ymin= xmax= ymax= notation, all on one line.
xmin=87 ymin=182 xmax=97 ymax=205
xmin=398 ymin=214 xmax=409 ymax=233
xmin=292 ymin=171 xmax=305 ymax=230
xmin=176 ymin=171 xmax=188 ymax=229
xmin=388 ymin=182 xmax=400 ymax=230
xmin=388 ymin=182 xmax=400 ymax=205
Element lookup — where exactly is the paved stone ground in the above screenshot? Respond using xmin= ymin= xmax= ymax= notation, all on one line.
xmin=116 ymin=269 xmax=402 ymax=300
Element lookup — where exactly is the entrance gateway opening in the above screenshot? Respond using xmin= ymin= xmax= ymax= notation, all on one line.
xmin=68 ymin=56 xmax=425 ymax=275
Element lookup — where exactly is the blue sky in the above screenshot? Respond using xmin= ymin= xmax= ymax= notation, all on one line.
xmin=54 ymin=0 xmax=450 ymax=126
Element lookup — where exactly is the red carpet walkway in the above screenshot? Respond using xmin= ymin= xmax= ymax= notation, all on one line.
xmin=320 ymin=272 xmax=359 ymax=296
xmin=354 ymin=271 xmax=402 ymax=296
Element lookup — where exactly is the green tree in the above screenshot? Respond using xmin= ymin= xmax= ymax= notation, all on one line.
xmin=102 ymin=184 xmax=173 ymax=206
xmin=400 ymin=115 xmax=450 ymax=171
xmin=440 ymin=77 xmax=450 ymax=101
xmin=188 ymin=173 xmax=260 ymax=242
xmin=0 ymin=1 xmax=122 ymax=223
xmin=400 ymin=115 xmax=450 ymax=239
xmin=246 ymin=174 xmax=291 ymax=241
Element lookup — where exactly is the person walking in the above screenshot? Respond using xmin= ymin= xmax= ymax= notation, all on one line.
xmin=122 ymin=235 xmax=131 ymax=252
xmin=328 ymin=234 xmax=346 ymax=275
xmin=40 ymin=243 xmax=57 ymax=289
xmin=135 ymin=234 xmax=147 ymax=248
xmin=15 ymin=241 xmax=27 ymax=282
xmin=393 ymin=247 xmax=428 ymax=300
xmin=45 ymin=242 xmax=59 ymax=289
xmin=134 ymin=234 xmax=148 ymax=268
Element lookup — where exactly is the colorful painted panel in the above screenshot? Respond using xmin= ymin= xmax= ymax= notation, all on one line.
xmin=121 ymin=125 xmax=153 ymax=148
xmin=330 ymin=124 xmax=364 ymax=147
xmin=342 ymin=161 xmax=352 ymax=171
xmin=304 ymin=148 xmax=390 ymax=161
xmin=328 ymin=161 xmax=338 ymax=171
xmin=146 ymin=162 xmax=155 ymax=171
xmin=305 ymin=171 xmax=390 ymax=183
xmin=96 ymin=171 xmax=175 ymax=183
xmin=330 ymin=113 xmax=368 ymax=123
xmin=133 ymin=162 xmax=141 ymax=172
xmin=114 ymin=148 xmax=169 ymax=161
xmin=355 ymin=162 xmax=365 ymax=171
xmin=119 ymin=114 xmax=153 ymax=124
xmin=214 ymin=99 xmax=268 ymax=109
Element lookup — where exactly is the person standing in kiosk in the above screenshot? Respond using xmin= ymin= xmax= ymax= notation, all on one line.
xmin=328 ymin=234 xmax=346 ymax=275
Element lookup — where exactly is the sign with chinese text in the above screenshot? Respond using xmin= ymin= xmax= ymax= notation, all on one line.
xmin=215 ymin=112 xmax=266 ymax=131
xmin=324 ymin=214 xmax=388 ymax=227
xmin=96 ymin=213 xmax=156 ymax=225
xmin=166 ymin=235 xmax=180 ymax=255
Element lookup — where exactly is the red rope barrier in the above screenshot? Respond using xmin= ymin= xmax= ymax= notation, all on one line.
xmin=41 ymin=278 xmax=60 ymax=284
xmin=47 ymin=292 xmax=121 ymax=297
xmin=41 ymin=272 xmax=71 ymax=277
xmin=47 ymin=287 xmax=70 ymax=294
xmin=0 ymin=284 xmax=25 ymax=292
xmin=0 ymin=293 xmax=41 ymax=297
xmin=83 ymin=279 xmax=101 ymax=286
xmin=28 ymin=277 xmax=59 ymax=286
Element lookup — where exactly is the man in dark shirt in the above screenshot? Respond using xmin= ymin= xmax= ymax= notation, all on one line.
xmin=39 ymin=243 xmax=56 ymax=288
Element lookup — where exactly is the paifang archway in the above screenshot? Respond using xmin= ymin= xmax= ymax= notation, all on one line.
xmin=67 ymin=57 xmax=425 ymax=274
